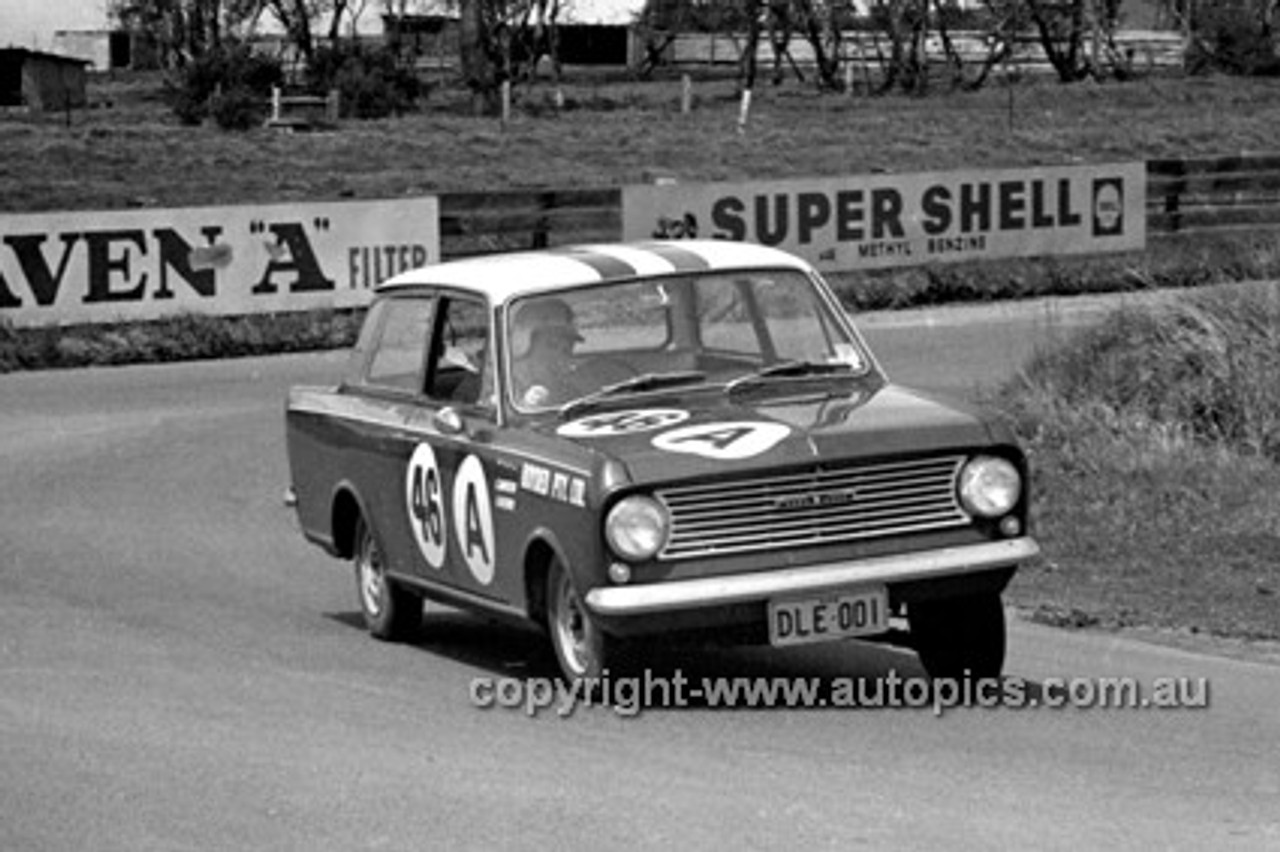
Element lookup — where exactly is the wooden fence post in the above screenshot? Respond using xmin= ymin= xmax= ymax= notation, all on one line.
xmin=1164 ymin=161 xmax=1186 ymax=233
xmin=532 ymin=191 xmax=552 ymax=249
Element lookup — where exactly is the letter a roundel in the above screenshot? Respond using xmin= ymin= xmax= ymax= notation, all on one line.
xmin=452 ymin=454 xmax=495 ymax=585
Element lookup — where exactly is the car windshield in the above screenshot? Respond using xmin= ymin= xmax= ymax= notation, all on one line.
xmin=506 ymin=268 xmax=871 ymax=413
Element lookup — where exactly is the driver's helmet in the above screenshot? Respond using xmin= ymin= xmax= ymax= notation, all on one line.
xmin=510 ymin=297 xmax=583 ymax=358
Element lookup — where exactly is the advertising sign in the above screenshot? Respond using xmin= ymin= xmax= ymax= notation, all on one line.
xmin=0 ymin=197 xmax=440 ymax=327
xmin=623 ymin=163 xmax=1145 ymax=272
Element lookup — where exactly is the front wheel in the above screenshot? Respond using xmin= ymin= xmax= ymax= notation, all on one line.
xmin=545 ymin=557 xmax=626 ymax=681
xmin=353 ymin=516 xmax=422 ymax=641
xmin=909 ymin=592 xmax=1006 ymax=680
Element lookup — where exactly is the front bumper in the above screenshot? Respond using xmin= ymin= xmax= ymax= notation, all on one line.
xmin=585 ymin=537 xmax=1039 ymax=616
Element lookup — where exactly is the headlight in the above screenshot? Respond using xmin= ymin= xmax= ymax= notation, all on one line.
xmin=605 ymin=496 xmax=669 ymax=561
xmin=958 ymin=456 xmax=1022 ymax=518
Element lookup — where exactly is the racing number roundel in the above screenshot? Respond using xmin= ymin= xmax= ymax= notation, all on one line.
xmin=651 ymin=421 xmax=791 ymax=460
xmin=452 ymin=455 xmax=495 ymax=586
xmin=557 ymin=408 xmax=689 ymax=438
xmin=406 ymin=443 xmax=446 ymax=569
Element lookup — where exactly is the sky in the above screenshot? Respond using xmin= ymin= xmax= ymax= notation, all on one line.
xmin=0 ymin=1 xmax=646 ymax=51
xmin=1 ymin=0 xmax=110 ymax=50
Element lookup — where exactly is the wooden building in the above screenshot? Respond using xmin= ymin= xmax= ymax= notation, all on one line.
xmin=0 ymin=48 xmax=90 ymax=110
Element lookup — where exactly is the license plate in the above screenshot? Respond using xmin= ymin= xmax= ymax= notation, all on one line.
xmin=768 ymin=587 xmax=889 ymax=647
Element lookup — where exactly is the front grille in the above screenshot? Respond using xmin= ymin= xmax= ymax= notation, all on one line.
xmin=657 ymin=455 xmax=970 ymax=560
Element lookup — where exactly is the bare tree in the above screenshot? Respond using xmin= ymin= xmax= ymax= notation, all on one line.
xmin=767 ymin=1 xmax=800 ymax=84
xmin=633 ymin=0 xmax=752 ymax=77
xmin=454 ymin=1 xmax=564 ymax=114
xmin=1179 ymin=0 xmax=1280 ymax=75
xmin=328 ymin=0 xmax=362 ymax=37
xmin=507 ymin=0 xmax=564 ymax=84
xmin=631 ymin=0 xmax=1153 ymax=94
xmin=930 ymin=0 xmax=1031 ymax=90
xmin=259 ymin=0 xmax=317 ymax=60
xmin=458 ymin=0 xmax=495 ymax=113
xmin=109 ymin=0 xmax=267 ymax=67
xmin=739 ymin=0 xmax=765 ymax=90
xmin=792 ymin=0 xmax=850 ymax=90
xmin=251 ymin=0 xmax=376 ymax=60
xmin=862 ymin=0 xmax=930 ymax=94
xmin=1023 ymin=0 xmax=1091 ymax=81
xmin=632 ymin=0 xmax=689 ymax=77
xmin=974 ymin=1 xmax=1033 ymax=78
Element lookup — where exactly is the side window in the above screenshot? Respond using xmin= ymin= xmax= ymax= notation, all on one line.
xmin=344 ymin=299 xmax=387 ymax=384
xmin=365 ymin=297 xmax=435 ymax=392
xmin=427 ymin=296 xmax=493 ymax=409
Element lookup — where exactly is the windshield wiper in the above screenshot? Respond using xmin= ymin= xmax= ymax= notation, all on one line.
xmin=724 ymin=359 xmax=854 ymax=395
xmin=560 ymin=370 xmax=708 ymax=417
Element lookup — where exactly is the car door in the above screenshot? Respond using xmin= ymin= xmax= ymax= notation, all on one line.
xmin=403 ymin=291 xmax=525 ymax=608
xmin=345 ymin=293 xmax=450 ymax=589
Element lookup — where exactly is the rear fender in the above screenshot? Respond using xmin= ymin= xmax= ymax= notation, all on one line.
xmin=329 ymin=481 xmax=368 ymax=560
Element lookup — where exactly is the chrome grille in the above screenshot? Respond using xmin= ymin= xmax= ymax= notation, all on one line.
xmin=657 ymin=455 xmax=970 ymax=560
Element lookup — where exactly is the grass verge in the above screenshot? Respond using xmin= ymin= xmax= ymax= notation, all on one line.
xmin=991 ymin=283 xmax=1280 ymax=642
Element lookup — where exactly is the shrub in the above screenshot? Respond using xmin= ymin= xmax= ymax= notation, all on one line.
xmin=305 ymin=43 xmax=423 ymax=119
xmin=208 ymin=85 xmax=265 ymax=131
xmin=1186 ymin=1 xmax=1280 ymax=77
xmin=168 ymin=42 xmax=283 ymax=128
xmin=824 ymin=231 xmax=1280 ymax=312
xmin=0 ymin=311 xmax=363 ymax=373
xmin=998 ymin=285 xmax=1280 ymax=461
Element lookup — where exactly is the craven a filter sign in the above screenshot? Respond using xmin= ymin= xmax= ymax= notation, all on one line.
xmin=623 ymin=163 xmax=1145 ymax=272
xmin=0 ymin=198 xmax=440 ymax=327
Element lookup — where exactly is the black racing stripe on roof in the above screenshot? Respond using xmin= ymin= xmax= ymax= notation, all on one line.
xmin=638 ymin=242 xmax=712 ymax=271
xmin=548 ymin=247 xmax=638 ymax=280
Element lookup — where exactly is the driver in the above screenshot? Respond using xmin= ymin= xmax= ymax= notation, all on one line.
xmin=510 ymin=297 xmax=585 ymax=408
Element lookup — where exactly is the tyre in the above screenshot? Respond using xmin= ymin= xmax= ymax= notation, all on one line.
xmin=909 ymin=592 xmax=1007 ymax=680
xmin=545 ymin=555 xmax=626 ymax=681
xmin=353 ymin=515 xmax=422 ymax=641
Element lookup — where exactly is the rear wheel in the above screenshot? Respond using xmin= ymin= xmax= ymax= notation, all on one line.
xmin=909 ymin=592 xmax=1006 ymax=680
xmin=546 ymin=556 xmax=625 ymax=681
xmin=353 ymin=516 xmax=422 ymax=641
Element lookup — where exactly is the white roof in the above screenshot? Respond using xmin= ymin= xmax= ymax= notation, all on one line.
xmin=561 ymin=0 xmax=644 ymax=24
xmin=377 ymin=240 xmax=813 ymax=305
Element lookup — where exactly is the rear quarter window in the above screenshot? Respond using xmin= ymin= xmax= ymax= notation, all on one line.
xmin=364 ymin=296 xmax=436 ymax=392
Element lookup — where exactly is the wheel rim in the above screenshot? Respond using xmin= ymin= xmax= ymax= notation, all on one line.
xmin=357 ymin=525 xmax=385 ymax=618
xmin=552 ymin=567 xmax=594 ymax=677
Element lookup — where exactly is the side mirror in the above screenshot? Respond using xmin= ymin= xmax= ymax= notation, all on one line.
xmin=433 ymin=407 xmax=464 ymax=435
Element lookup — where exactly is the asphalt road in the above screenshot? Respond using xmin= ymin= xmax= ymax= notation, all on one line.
xmin=2 ymin=294 xmax=1278 ymax=851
